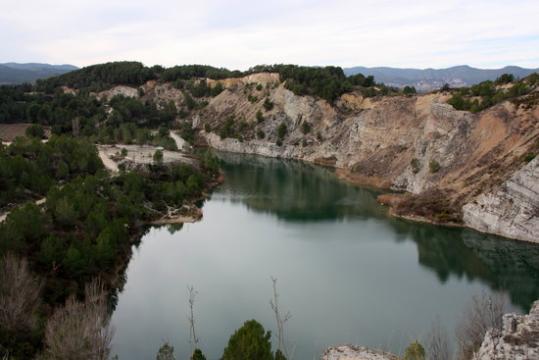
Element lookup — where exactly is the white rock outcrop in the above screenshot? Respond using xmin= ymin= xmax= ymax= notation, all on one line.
xmin=463 ymin=157 xmax=539 ymax=243
xmin=321 ymin=346 xmax=399 ymax=360
xmin=474 ymin=300 xmax=539 ymax=360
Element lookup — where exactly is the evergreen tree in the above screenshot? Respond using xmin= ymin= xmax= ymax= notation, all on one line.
xmin=191 ymin=348 xmax=206 ymax=360
xmin=222 ymin=320 xmax=273 ymax=360
xmin=404 ymin=341 xmax=425 ymax=360
xmin=156 ymin=342 xmax=175 ymax=360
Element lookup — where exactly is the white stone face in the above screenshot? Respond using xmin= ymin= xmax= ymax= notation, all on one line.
xmin=474 ymin=300 xmax=539 ymax=360
xmin=463 ymin=157 xmax=539 ymax=243
xmin=321 ymin=346 xmax=399 ymax=360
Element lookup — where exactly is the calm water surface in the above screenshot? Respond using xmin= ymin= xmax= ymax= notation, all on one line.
xmin=111 ymin=153 xmax=539 ymax=360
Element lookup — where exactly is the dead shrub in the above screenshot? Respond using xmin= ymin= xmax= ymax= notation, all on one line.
xmin=42 ymin=279 xmax=113 ymax=360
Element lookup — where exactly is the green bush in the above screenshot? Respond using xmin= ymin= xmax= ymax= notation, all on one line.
xmin=277 ymin=123 xmax=287 ymax=140
xmin=411 ymin=158 xmax=421 ymax=174
xmin=495 ymin=73 xmax=514 ymax=85
xmin=301 ymin=122 xmax=311 ymax=134
xmin=429 ymin=159 xmax=441 ymax=173
xmin=256 ymin=110 xmax=264 ymax=123
xmin=191 ymin=349 xmax=206 ymax=360
xmin=403 ymin=341 xmax=425 ymax=360
xmin=403 ymin=86 xmax=417 ymax=95
xmin=156 ymin=342 xmax=175 ymax=360
xmin=263 ymin=98 xmax=274 ymax=111
xmin=524 ymin=152 xmax=536 ymax=163
xmin=222 ymin=320 xmax=273 ymax=360
xmin=153 ymin=150 xmax=164 ymax=164
xmin=25 ymin=124 xmax=45 ymax=139
xmin=219 ymin=117 xmax=237 ymax=139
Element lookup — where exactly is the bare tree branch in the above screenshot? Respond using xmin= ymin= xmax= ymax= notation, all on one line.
xmin=270 ymin=276 xmax=292 ymax=358
xmin=0 ymin=253 xmax=42 ymax=333
xmin=187 ymin=285 xmax=200 ymax=351
xmin=427 ymin=316 xmax=451 ymax=360
xmin=456 ymin=291 xmax=507 ymax=360
xmin=42 ymin=278 xmax=114 ymax=360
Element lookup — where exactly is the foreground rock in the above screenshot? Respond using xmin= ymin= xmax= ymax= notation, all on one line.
xmin=474 ymin=300 xmax=539 ymax=360
xmin=321 ymin=346 xmax=399 ymax=360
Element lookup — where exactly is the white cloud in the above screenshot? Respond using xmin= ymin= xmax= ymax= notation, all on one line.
xmin=1 ymin=0 xmax=538 ymax=69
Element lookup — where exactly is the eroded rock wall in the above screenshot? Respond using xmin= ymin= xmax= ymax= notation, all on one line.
xmin=321 ymin=345 xmax=399 ymax=360
xmin=473 ymin=300 xmax=539 ymax=360
xmin=102 ymin=74 xmax=539 ymax=242
xmin=463 ymin=157 xmax=539 ymax=243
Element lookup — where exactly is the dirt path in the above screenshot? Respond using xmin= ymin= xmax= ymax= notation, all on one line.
xmin=0 ymin=197 xmax=47 ymax=224
xmin=169 ymin=131 xmax=190 ymax=151
xmin=98 ymin=148 xmax=120 ymax=172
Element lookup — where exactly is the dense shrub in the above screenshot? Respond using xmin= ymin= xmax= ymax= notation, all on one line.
xmin=277 ymin=123 xmax=287 ymax=140
xmin=25 ymin=124 xmax=45 ymax=138
xmin=429 ymin=160 xmax=441 ymax=173
xmin=0 ymin=136 xmax=102 ymax=208
xmin=37 ymin=61 xmax=156 ymax=92
xmin=222 ymin=320 xmax=273 ymax=360
xmin=447 ymin=74 xmax=533 ymax=113
xmin=301 ymin=122 xmax=311 ymax=134
xmin=161 ymin=65 xmax=243 ymax=82
xmin=263 ymin=98 xmax=274 ymax=111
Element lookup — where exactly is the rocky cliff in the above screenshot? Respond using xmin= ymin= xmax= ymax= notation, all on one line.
xmin=97 ymin=73 xmax=539 ymax=243
xmin=321 ymin=346 xmax=399 ymax=360
xmin=473 ymin=300 xmax=539 ymax=360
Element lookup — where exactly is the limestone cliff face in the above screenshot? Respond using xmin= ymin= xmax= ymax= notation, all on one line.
xmin=473 ymin=300 xmax=539 ymax=360
xmin=104 ymin=73 xmax=539 ymax=242
xmin=463 ymin=157 xmax=539 ymax=243
xmin=321 ymin=346 xmax=399 ymax=360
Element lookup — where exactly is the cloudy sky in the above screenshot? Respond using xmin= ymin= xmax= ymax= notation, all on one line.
xmin=2 ymin=0 xmax=539 ymax=70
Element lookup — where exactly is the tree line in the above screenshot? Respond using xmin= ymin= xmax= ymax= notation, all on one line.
xmin=0 ymin=137 xmax=220 ymax=358
xmin=25 ymin=61 xmax=396 ymax=103
xmin=0 ymin=136 xmax=102 ymax=208
xmin=447 ymin=72 xmax=538 ymax=113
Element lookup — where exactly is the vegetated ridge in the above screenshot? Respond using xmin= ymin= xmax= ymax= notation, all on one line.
xmin=344 ymin=64 xmax=539 ymax=92
xmin=2 ymin=61 xmax=539 ymax=243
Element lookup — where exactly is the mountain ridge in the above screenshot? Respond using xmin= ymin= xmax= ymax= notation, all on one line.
xmin=0 ymin=62 xmax=78 ymax=85
xmin=344 ymin=65 xmax=539 ymax=91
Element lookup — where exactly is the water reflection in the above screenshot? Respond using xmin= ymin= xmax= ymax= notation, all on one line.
xmin=111 ymin=152 xmax=539 ymax=359
xmin=388 ymin=220 xmax=539 ymax=311
xmin=217 ymin=152 xmax=387 ymax=221
xmin=217 ymin=152 xmax=539 ymax=311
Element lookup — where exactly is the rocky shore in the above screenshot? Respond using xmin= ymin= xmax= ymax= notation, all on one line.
xmin=91 ymin=74 xmax=539 ymax=243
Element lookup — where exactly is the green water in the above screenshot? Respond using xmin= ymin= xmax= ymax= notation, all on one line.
xmin=111 ymin=153 xmax=539 ymax=359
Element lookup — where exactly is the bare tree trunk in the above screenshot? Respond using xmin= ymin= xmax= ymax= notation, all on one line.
xmin=0 ymin=254 xmax=42 ymax=333
xmin=43 ymin=278 xmax=114 ymax=360
xmin=187 ymin=285 xmax=199 ymax=351
xmin=427 ymin=317 xmax=451 ymax=360
xmin=270 ymin=277 xmax=292 ymax=358
xmin=456 ymin=292 xmax=507 ymax=360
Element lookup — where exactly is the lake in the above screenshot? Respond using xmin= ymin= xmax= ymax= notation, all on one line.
xmin=111 ymin=153 xmax=539 ymax=359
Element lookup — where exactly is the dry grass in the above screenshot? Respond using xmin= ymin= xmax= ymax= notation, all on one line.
xmin=42 ymin=279 xmax=113 ymax=360
xmin=456 ymin=292 xmax=507 ymax=360
xmin=0 ymin=254 xmax=42 ymax=333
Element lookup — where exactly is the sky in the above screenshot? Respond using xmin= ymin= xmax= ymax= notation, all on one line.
xmin=2 ymin=0 xmax=539 ymax=70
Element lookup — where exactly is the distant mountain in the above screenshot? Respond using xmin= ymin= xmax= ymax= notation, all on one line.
xmin=0 ymin=63 xmax=78 ymax=85
xmin=343 ymin=65 xmax=539 ymax=92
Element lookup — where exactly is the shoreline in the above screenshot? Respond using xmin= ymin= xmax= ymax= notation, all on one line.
xmin=207 ymin=147 xmax=538 ymax=245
